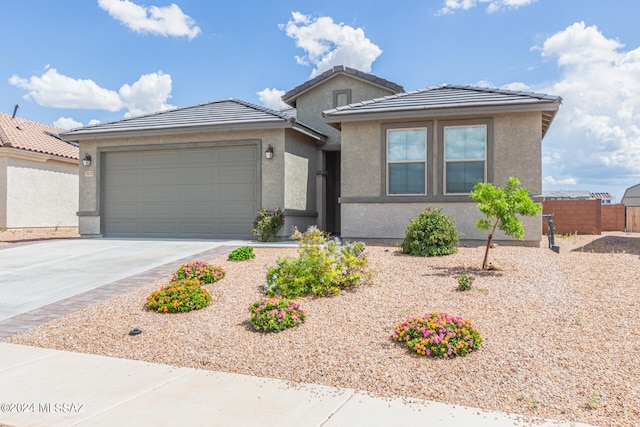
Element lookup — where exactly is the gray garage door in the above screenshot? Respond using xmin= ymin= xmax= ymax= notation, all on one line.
xmin=102 ymin=145 xmax=259 ymax=238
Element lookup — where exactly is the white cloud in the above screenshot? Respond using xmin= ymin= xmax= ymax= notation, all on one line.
xmin=119 ymin=71 xmax=174 ymax=117
xmin=501 ymin=81 xmax=531 ymax=91
xmin=98 ymin=0 xmax=200 ymax=39
xmin=9 ymin=67 xmax=174 ymax=118
xmin=9 ymin=67 xmax=123 ymax=111
xmin=88 ymin=119 xmax=102 ymax=126
xmin=281 ymin=11 xmax=382 ymax=78
xmin=257 ymin=88 xmax=289 ymax=111
xmin=543 ymin=176 xmax=578 ymax=186
xmin=53 ymin=117 xmax=84 ymax=130
xmin=438 ymin=0 xmax=537 ymax=14
xmin=537 ymin=22 xmax=640 ymax=195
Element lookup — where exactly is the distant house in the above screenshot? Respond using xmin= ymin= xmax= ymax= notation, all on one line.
xmin=621 ymin=183 xmax=640 ymax=207
xmin=543 ymin=190 xmax=614 ymax=204
xmin=0 ymin=110 xmax=79 ymax=229
xmin=61 ymin=66 xmax=561 ymax=244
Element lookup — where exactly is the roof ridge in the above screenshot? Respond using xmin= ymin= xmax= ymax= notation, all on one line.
xmin=283 ymin=65 xmax=404 ymax=106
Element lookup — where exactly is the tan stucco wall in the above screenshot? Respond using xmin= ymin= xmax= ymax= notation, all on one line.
xmin=75 ymin=127 xmax=320 ymax=236
xmin=342 ymin=202 xmax=541 ymax=244
xmin=0 ymin=156 xmax=7 ymax=227
xmin=294 ymin=75 xmax=398 ymax=146
xmin=493 ymin=112 xmax=542 ymax=193
xmin=4 ymin=156 xmax=78 ymax=228
xmin=339 ymin=112 xmax=544 ymax=242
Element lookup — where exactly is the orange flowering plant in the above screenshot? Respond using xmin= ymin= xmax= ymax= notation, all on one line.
xmin=248 ymin=296 xmax=306 ymax=332
xmin=146 ymin=279 xmax=212 ymax=313
xmin=393 ymin=312 xmax=482 ymax=357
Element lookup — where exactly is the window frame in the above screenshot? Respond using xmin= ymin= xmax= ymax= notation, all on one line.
xmin=383 ymin=122 xmax=432 ymax=196
xmin=437 ymin=119 xmax=493 ymax=196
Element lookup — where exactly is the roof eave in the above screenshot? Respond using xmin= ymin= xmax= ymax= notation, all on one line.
xmin=324 ymin=101 xmax=559 ymax=121
xmin=61 ymin=119 xmax=327 ymax=143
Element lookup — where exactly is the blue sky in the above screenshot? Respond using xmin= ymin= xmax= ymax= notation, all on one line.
xmin=3 ymin=0 xmax=640 ymax=201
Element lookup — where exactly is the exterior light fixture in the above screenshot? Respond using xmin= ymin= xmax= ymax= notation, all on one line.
xmin=82 ymin=154 xmax=92 ymax=166
xmin=265 ymin=145 xmax=274 ymax=159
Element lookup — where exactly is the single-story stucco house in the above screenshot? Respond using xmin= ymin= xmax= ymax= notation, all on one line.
xmin=61 ymin=66 xmax=561 ymax=244
xmin=0 ymin=110 xmax=79 ymax=229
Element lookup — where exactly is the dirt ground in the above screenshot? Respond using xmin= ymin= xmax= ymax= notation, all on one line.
xmin=0 ymin=227 xmax=80 ymax=245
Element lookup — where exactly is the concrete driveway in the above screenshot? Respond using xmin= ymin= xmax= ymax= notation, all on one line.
xmin=0 ymin=238 xmax=244 ymax=321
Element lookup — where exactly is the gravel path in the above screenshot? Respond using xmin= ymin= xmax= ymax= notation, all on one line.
xmin=5 ymin=233 xmax=640 ymax=427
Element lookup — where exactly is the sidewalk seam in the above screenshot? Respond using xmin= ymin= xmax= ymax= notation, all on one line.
xmin=317 ymin=389 xmax=357 ymax=427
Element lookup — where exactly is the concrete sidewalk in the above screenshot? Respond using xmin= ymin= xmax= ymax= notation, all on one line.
xmin=0 ymin=343 xmax=594 ymax=427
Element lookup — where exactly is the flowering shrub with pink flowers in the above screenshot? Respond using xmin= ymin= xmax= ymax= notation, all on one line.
xmin=173 ymin=261 xmax=225 ymax=284
xmin=393 ymin=312 xmax=482 ymax=357
xmin=248 ymin=296 xmax=306 ymax=332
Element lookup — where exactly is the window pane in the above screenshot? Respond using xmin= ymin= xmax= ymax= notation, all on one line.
xmin=389 ymin=163 xmax=425 ymax=194
xmin=446 ymin=161 xmax=484 ymax=193
xmin=445 ymin=126 xmax=485 ymax=160
xmin=388 ymin=129 xmax=425 ymax=161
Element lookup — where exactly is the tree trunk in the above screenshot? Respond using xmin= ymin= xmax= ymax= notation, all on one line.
xmin=482 ymin=219 xmax=500 ymax=269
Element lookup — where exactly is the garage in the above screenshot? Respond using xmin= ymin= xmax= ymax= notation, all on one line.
xmin=101 ymin=144 xmax=259 ymax=239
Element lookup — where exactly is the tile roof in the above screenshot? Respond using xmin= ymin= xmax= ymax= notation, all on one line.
xmin=323 ymin=84 xmax=562 ymax=137
xmin=0 ymin=112 xmax=79 ymax=160
xmin=61 ymin=99 xmax=326 ymax=142
xmin=282 ymin=66 xmax=405 ymax=107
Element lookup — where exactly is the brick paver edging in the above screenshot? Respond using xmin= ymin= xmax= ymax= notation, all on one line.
xmin=0 ymin=245 xmax=239 ymax=339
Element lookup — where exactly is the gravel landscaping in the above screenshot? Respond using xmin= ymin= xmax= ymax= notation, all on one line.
xmin=4 ymin=233 xmax=640 ymax=427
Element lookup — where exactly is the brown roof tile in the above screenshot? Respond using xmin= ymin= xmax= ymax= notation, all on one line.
xmin=0 ymin=112 xmax=79 ymax=160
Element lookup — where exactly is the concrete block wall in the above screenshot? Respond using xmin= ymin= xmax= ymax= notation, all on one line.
xmin=601 ymin=204 xmax=625 ymax=232
xmin=542 ymin=199 xmax=601 ymax=235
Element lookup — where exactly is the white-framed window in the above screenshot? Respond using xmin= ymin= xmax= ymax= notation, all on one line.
xmin=444 ymin=125 xmax=486 ymax=194
xmin=386 ymin=128 xmax=427 ymax=194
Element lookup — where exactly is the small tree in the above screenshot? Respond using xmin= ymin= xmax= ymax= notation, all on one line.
xmin=469 ymin=177 xmax=542 ymax=269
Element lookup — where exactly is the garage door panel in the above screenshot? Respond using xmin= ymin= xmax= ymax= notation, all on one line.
xmin=142 ymin=170 xmax=177 ymax=185
xmin=142 ymin=152 xmax=176 ymax=167
xmin=218 ymin=184 xmax=257 ymax=200
xmin=218 ymin=201 xmax=256 ymax=216
xmin=179 ymin=169 xmax=216 ymax=185
xmin=180 ymin=150 xmax=217 ymax=165
xmin=141 ymin=203 xmax=177 ymax=216
xmin=219 ymin=148 xmax=256 ymax=162
xmin=218 ymin=167 xmax=257 ymax=184
xmin=102 ymin=145 xmax=259 ymax=238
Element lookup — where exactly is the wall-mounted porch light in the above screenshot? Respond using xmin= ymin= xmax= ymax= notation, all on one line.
xmin=264 ymin=145 xmax=274 ymax=159
xmin=82 ymin=154 xmax=92 ymax=166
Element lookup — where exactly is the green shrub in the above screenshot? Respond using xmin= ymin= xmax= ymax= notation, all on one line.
xmin=251 ymin=208 xmax=285 ymax=242
xmin=146 ymin=279 xmax=212 ymax=313
xmin=393 ymin=312 xmax=482 ymax=357
xmin=172 ymin=261 xmax=225 ymax=284
xmin=228 ymin=246 xmax=256 ymax=261
xmin=263 ymin=226 xmax=368 ymax=298
xmin=248 ymin=296 xmax=306 ymax=332
xmin=456 ymin=273 xmax=475 ymax=291
xmin=400 ymin=207 xmax=460 ymax=256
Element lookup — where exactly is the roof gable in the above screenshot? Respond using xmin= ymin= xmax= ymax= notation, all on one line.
xmin=282 ymin=66 xmax=404 ymax=107
xmin=0 ymin=112 xmax=78 ymax=160
xmin=323 ymin=84 xmax=562 ymax=137
xmin=61 ymin=99 xmax=326 ymax=142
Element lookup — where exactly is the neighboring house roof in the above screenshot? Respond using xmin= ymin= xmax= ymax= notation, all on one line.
xmin=282 ymin=65 xmax=405 ymax=108
xmin=621 ymin=183 xmax=640 ymax=206
xmin=543 ymin=190 xmax=592 ymax=199
xmin=590 ymin=192 xmax=613 ymax=200
xmin=0 ymin=112 xmax=79 ymax=160
xmin=323 ymin=84 xmax=562 ymax=137
xmin=61 ymin=99 xmax=326 ymax=142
